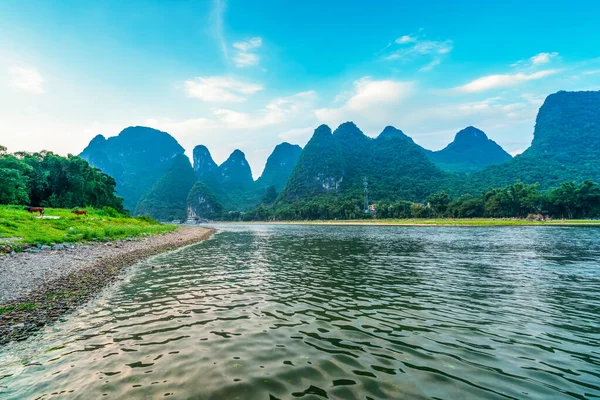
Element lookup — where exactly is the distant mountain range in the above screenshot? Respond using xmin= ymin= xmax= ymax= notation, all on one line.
xmin=80 ymin=127 xmax=303 ymax=217
xmin=79 ymin=90 xmax=600 ymax=220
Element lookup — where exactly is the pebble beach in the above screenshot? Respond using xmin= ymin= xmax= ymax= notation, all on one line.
xmin=0 ymin=226 xmax=214 ymax=345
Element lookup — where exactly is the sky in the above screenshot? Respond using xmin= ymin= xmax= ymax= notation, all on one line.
xmin=1 ymin=0 xmax=600 ymax=178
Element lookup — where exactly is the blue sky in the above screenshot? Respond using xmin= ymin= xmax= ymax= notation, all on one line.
xmin=1 ymin=0 xmax=600 ymax=177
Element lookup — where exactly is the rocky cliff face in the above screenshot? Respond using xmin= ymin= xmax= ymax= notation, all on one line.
xmin=80 ymin=126 xmax=185 ymax=211
xmin=192 ymin=145 xmax=219 ymax=179
xmin=187 ymin=181 xmax=223 ymax=220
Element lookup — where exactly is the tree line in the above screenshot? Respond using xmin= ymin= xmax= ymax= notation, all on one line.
xmin=226 ymin=180 xmax=600 ymax=221
xmin=0 ymin=146 xmax=124 ymax=211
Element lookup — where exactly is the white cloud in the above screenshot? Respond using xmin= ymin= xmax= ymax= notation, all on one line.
xmin=510 ymin=148 xmax=526 ymax=156
xmin=139 ymin=90 xmax=317 ymax=176
xmin=582 ymin=69 xmax=600 ymax=75
xmin=419 ymin=58 xmax=441 ymax=72
xmin=151 ymin=90 xmax=315 ymax=134
xmin=232 ymin=52 xmax=259 ymax=68
xmin=316 ymin=77 xmax=414 ymax=124
xmin=184 ymin=76 xmax=263 ymax=102
xmin=278 ymin=126 xmax=314 ymax=142
xmin=232 ymin=37 xmax=262 ymax=68
xmin=453 ymin=69 xmax=560 ymax=93
xmin=386 ymin=39 xmax=453 ymax=60
xmin=210 ymin=0 xmax=228 ymax=61
xmin=233 ymin=37 xmax=262 ymax=52
xmin=511 ymin=52 xmax=559 ymax=68
xmin=9 ymin=66 xmax=44 ymax=94
xmin=385 ymin=33 xmax=452 ymax=71
xmin=212 ymin=90 xmax=317 ymax=129
xmin=144 ymin=117 xmax=217 ymax=134
xmin=530 ymin=52 xmax=558 ymax=65
xmin=395 ymin=35 xmax=416 ymax=44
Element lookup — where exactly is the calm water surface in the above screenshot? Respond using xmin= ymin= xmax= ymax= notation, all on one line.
xmin=1 ymin=225 xmax=600 ymax=399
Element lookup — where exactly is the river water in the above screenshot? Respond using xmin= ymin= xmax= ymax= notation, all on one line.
xmin=1 ymin=224 xmax=599 ymax=399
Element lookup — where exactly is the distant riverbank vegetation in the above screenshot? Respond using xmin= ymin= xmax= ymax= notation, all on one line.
xmin=0 ymin=146 xmax=124 ymax=211
xmin=224 ymin=181 xmax=600 ymax=222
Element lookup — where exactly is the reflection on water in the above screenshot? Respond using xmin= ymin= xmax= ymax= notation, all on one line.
xmin=1 ymin=225 xmax=600 ymax=399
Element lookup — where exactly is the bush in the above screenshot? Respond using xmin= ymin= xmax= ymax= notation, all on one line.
xmin=99 ymin=206 xmax=122 ymax=218
xmin=135 ymin=215 xmax=159 ymax=224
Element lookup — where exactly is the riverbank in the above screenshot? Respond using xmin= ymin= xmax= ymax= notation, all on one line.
xmin=235 ymin=218 xmax=600 ymax=226
xmin=0 ymin=226 xmax=214 ymax=345
xmin=0 ymin=205 xmax=176 ymax=251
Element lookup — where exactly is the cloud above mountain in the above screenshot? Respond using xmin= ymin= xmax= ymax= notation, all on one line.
xmin=184 ymin=76 xmax=263 ymax=102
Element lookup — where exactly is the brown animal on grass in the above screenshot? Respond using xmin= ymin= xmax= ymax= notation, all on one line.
xmin=71 ymin=210 xmax=88 ymax=216
xmin=24 ymin=206 xmax=45 ymax=217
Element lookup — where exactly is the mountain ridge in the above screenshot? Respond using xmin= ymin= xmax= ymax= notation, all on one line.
xmin=79 ymin=126 xmax=185 ymax=211
xmin=426 ymin=126 xmax=513 ymax=173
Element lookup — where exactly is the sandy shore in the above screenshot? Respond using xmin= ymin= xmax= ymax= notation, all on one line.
xmin=0 ymin=226 xmax=214 ymax=345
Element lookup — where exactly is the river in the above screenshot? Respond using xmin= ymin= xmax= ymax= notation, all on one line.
xmin=1 ymin=225 xmax=599 ymax=399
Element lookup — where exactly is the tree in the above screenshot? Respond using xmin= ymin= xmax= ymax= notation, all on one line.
xmin=447 ymin=195 xmax=484 ymax=218
xmin=426 ymin=191 xmax=450 ymax=217
xmin=0 ymin=168 xmax=29 ymax=204
xmin=0 ymin=149 xmax=123 ymax=211
xmin=578 ymin=180 xmax=600 ymax=218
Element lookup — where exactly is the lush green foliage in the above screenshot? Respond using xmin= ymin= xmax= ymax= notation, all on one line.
xmin=234 ymin=180 xmax=600 ymax=221
xmin=280 ymin=125 xmax=345 ymax=201
xmin=438 ymin=181 xmax=600 ymax=219
xmin=0 ymin=205 xmax=174 ymax=245
xmin=260 ymin=185 xmax=278 ymax=205
xmin=259 ymin=219 xmax=600 ymax=226
xmin=135 ymin=155 xmax=198 ymax=221
xmin=280 ymin=123 xmax=458 ymax=206
xmin=0 ymin=148 xmax=124 ymax=211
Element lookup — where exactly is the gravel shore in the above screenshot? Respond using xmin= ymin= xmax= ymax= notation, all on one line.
xmin=0 ymin=226 xmax=214 ymax=345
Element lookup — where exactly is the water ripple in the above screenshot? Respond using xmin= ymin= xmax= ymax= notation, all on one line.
xmin=1 ymin=225 xmax=600 ymax=399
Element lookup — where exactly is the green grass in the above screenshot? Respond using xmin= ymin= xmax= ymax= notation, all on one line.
xmin=244 ymin=218 xmax=600 ymax=226
xmin=0 ymin=205 xmax=176 ymax=246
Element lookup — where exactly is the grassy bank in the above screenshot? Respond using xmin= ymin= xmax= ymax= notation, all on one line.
xmin=0 ymin=205 xmax=176 ymax=246
xmin=245 ymin=218 xmax=600 ymax=226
